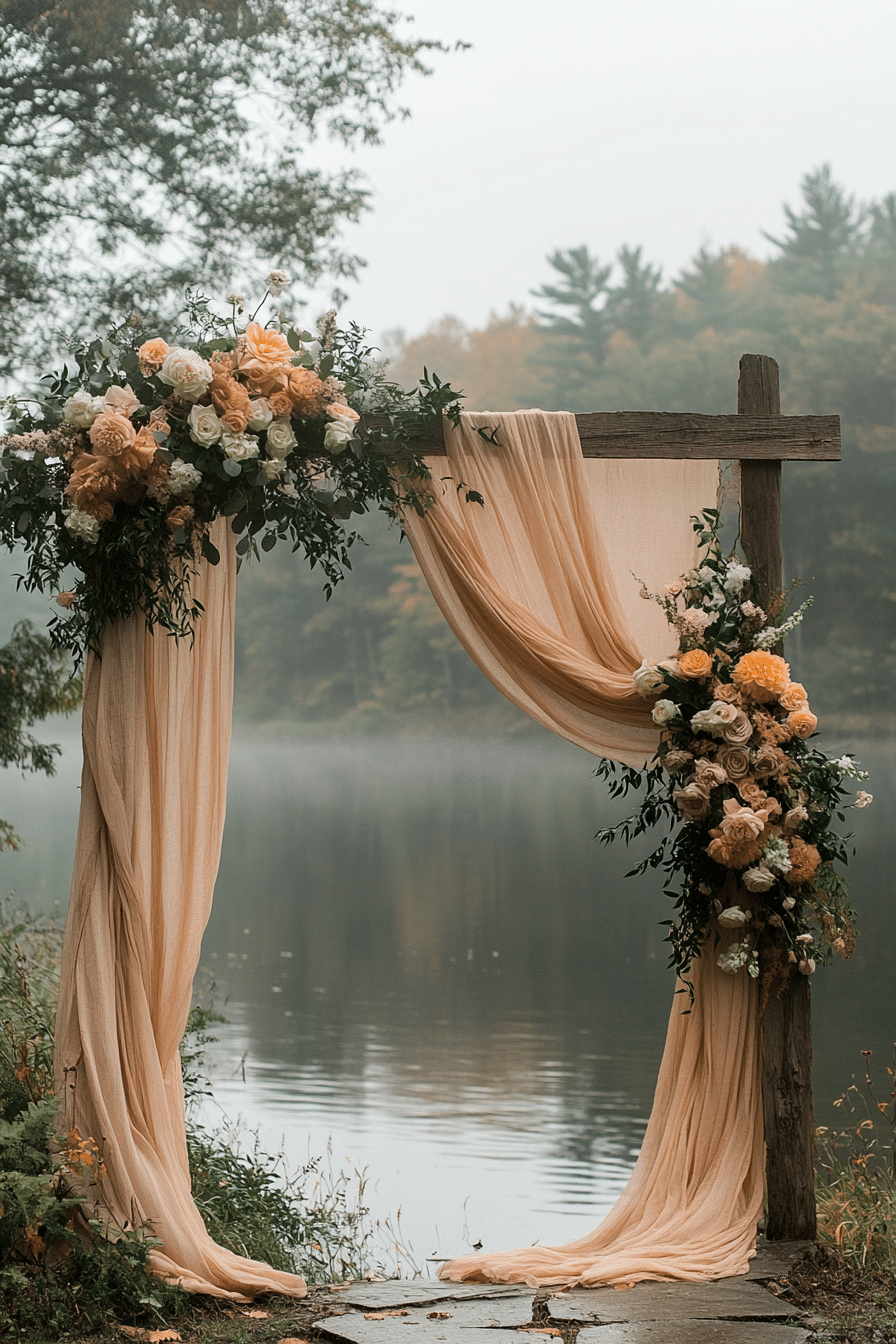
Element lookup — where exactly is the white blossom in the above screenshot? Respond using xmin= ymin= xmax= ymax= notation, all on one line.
xmin=221 ymin=430 xmax=260 ymax=462
xmin=742 ymin=866 xmax=776 ymax=893
xmin=854 ymin=791 xmax=873 ymax=808
xmin=265 ymin=269 xmax=291 ymax=296
xmin=631 ymin=659 xmax=666 ymax=697
xmin=247 ymin=399 xmax=273 ymax=432
xmin=168 ymin=460 xmax=203 ymax=496
xmin=718 ymin=906 xmax=751 ymax=928
xmin=762 ymin=836 xmax=792 ymax=874
xmin=64 ymin=508 xmax=101 ymax=543
xmin=266 ymin=417 xmax=297 ymax=458
xmin=324 ymin=418 xmax=355 ymax=454
xmin=723 ymin=561 xmax=751 ymax=593
xmin=651 ymin=698 xmax=679 ymax=726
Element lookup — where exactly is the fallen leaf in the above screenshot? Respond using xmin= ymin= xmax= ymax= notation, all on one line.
xmin=517 ymin=1330 xmax=561 ymax=1337
xmin=364 ymin=1311 xmax=410 ymax=1320
xmin=427 ymin=1312 xmax=451 ymax=1320
xmin=612 ymin=1283 xmax=635 ymax=1291
xmin=279 ymin=1338 xmax=310 ymax=1343
xmin=241 ymin=1309 xmax=270 ymax=1319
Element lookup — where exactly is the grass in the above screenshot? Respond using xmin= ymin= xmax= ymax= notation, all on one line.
xmin=0 ymin=898 xmax=402 ymax=1340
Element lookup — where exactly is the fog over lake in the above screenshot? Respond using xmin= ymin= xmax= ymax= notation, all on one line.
xmin=2 ymin=726 xmax=892 ymax=1264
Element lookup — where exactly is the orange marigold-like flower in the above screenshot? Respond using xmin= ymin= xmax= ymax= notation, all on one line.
xmin=137 ymin=337 xmax=171 ymax=373
xmin=731 ymin=651 xmax=790 ymax=703
xmin=287 ymin=366 xmax=331 ymax=416
xmin=788 ymin=706 xmax=818 ymax=738
xmin=786 ymin=836 xmax=821 ymax=886
xmin=678 ymin=648 xmax=713 ymax=679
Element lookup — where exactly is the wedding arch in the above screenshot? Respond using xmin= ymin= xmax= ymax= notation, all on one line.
xmin=0 ymin=322 xmax=846 ymax=1297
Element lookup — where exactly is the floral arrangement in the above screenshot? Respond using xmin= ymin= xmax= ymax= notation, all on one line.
xmin=597 ymin=509 xmax=869 ymax=996
xmin=0 ymin=277 xmax=465 ymax=663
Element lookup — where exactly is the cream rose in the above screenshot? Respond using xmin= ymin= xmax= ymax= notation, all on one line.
xmin=221 ymin=431 xmax=260 ymax=462
xmin=632 ymin=659 xmax=666 ymax=697
xmin=324 ymin=418 xmax=355 ymax=454
xmin=266 ymin=417 xmax=298 ymax=458
xmin=651 ymin=698 xmax=678 ymax=726
xmin=742 ymin=866 xmax=776 ymax=893
xmin=189 ymin=404 xmax=224 ymax=447
xmin=247 ymin=399 xmax=274 ymax=432
xmin=718 ymin=906 xmax=751 ymax=928
xmin=158 ymin=347 xmax=214 ymax=402
xmin=722 ymin=710 xmax=754 ymax=746
xmin=662 ymin=749 xmax=693 ymax=774
xmin=673 ymin=782 xmax=712 ymax=821
xmin=63 ymin=389 xmax=105 ymax=428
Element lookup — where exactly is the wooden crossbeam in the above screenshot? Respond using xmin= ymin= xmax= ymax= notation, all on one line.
xmin=365 ymin=409 xmax=840 ymax=461
xmin=372 ymin=353 xmax=829 ymax=1243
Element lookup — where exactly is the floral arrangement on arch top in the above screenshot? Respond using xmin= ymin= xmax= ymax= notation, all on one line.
xmin=595 ymin=509 xmax=869 ymax=997
xmin=0 ymin=276 xmax=467 ymax=664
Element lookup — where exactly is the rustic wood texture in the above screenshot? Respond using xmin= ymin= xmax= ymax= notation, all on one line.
xmin=362 ymin=411 xmax=841 ymax=461
xmin=738 ymin=353 xmax=817 ymax=1243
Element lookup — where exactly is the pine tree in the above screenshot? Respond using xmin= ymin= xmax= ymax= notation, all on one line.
xmin=764 ymin=163 xmax=864 ymax=299
xmin=605 ymin=245 xmax=663 ymax=348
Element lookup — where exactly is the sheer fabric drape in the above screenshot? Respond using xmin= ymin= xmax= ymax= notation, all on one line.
xmin=53 ymin=518 xmax=307 ymax=1299
xmin=401 ymin=411 xmax=764 ymax=1285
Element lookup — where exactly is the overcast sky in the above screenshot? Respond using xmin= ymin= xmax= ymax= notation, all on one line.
xmin=301 ymin=0 xmax=895 ymax=342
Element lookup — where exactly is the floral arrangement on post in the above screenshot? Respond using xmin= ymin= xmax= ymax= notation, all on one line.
xmin=0 ymin=277 xmax=468 ymax=664
xmin=596 ymin=509 xmax=869 ymax=998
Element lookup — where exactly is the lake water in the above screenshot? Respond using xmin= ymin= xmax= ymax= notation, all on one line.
xmin=1 ymin=726 xmax=893 ymax=1268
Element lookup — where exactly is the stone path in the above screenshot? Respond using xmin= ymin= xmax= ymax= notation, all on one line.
xmin=313 ymin=1242 xmax=816 ymax=1344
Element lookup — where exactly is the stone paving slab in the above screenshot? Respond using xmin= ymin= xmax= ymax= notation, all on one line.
xmin=316 ymin=1322 xmax=515 ymax=1344
xmin=316 ymin=1298 xmax=535 ymax=1338
xmin=546 ymin=1280 xmax=794 ymax=1323
xmin=335 ymin=1281 xmax=533 ymax=1310
xmin=739 ymin=1242 xmax=815 ymax=1282
xmin=577 ymin=1323 xmax=809 ymax=1344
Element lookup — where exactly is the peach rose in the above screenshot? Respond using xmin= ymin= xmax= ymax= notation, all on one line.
xmin=711 ymin=682 xmax=742 ymax=705
xmin=753 ymin=744 xmax=786 ymax=779
xmin=104 ymin=384 xmax=141 ymax=418
xmin=267 ymin=390 xmax=295 ymax=419
xmin=732 ymin=651 xmax=790 ymax=702
xmin=678 ymin=648 xmax=713 ymax=679
xmin=788 ymin=706 xmax=818 ymax=738
xmin=137 ymin=337 xmax=171 ymax=373
xmin=55 ymin=591 xmax=76 ymax=609
xmin=88 ymin=410 xmax=137 ymax=457
xmin=238 ymin=322 xmax=293 ymax=395
xmin=694 ymin=758 xmax=728 ymax=790
xmin=779 ymin=682 xmax=808 ymax=712
xmin=707 ymin=797 xmax=770 ymax=868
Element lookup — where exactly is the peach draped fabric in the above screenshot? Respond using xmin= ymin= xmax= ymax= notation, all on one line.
xmin=400 ymin=411 xmax=764 ymax=1285
xmin=53 ymin=518 xmax=307 ymax=1300
xmin=402 ymin=411 xmax=720 ymax=767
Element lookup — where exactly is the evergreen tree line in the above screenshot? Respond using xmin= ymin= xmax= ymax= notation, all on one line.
xmin=357 ymin=165 xmax=895 ymax=724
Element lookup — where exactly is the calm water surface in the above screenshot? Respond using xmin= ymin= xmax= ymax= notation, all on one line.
xmin=2 ymin=728 xmax=893 ymax=1264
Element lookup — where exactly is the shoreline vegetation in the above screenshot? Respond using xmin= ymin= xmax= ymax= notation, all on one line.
xmin=1 ymin=902 xmax=894 ymax=1341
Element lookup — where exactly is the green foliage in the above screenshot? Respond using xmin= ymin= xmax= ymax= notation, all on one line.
xmin=0 ymin=901 xmax=397 ymax=1336
xmin=0 ymin=300 xmax=464 ymax=665
xmin=0 ymin=0 xmax=451 ymax=377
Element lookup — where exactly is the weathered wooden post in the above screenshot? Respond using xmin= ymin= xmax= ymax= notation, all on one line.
xmin=738 ymin=353 xmax=817 ymax=1241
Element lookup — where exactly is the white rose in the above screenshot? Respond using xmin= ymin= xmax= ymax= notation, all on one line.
xmin=632 ymin=659 xmax=666 ymax=697
xmin=64 ymin=507 xmax=101 ymax=543
xmin=723 ymin=561 xmax=752 ymax=593
xmin=221 ymin=430 xmax=260 ymax=462
xmin=188 ymin=403 xmax=224 ymax=446
xmin=798 ymin=958 xmax=816 ymax=976
xmin=854 ymin=791 xmax=873 ymax=808
xmin=168 ymin=460 xmax=203 ymax=496
xmin=266 ymin=417 xmax=297 ymax=458
xmin=247 ymin=399 xmax=273 ymax=432
xmin=158 ymin=347 xmax=214 ymax=402
xmin=324 ymin=419 xmax=355 ymax=454
xmin=63 ymin=389 xmax=105 ymax=428
xmin=742 ymin=866 xmax=776 ymax=893
xmin=651 ymin=698 xmax=679 ymax=726
xmin=718 ymin=906 xmax=751 ymax=928
xmin=103 ymin=384 xmax=141 ymax=418
xmin=664 ymin=579 xmax=684 ymax=596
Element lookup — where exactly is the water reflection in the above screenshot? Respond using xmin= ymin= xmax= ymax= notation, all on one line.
xmin=1 ymin=729 xmax=893 ymax=1260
